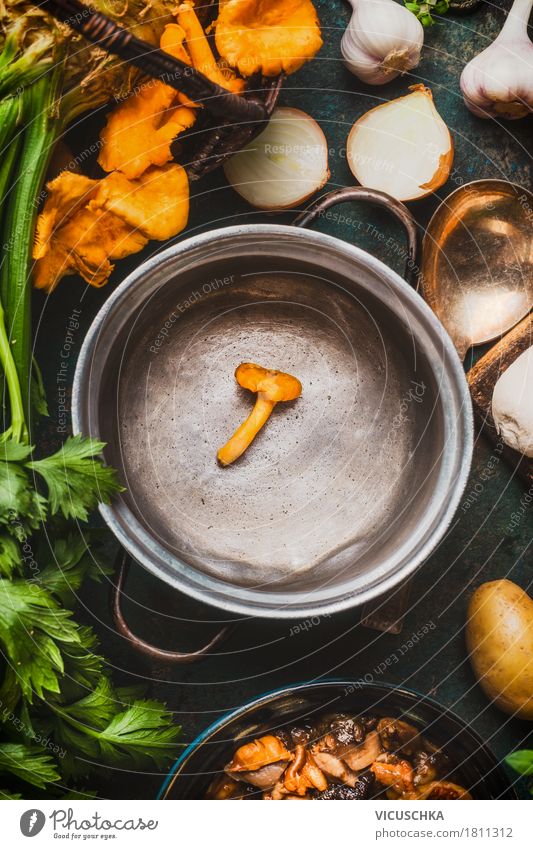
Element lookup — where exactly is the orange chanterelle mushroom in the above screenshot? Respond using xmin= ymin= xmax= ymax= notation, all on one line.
xmin=215 ymin=0 xmax=323 ymax=78
xmin=217 ymin=363 xmax=302 ymax=466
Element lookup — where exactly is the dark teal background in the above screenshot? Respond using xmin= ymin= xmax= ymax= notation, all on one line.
xmin=33 ymin=0 xmax=532 ymax=797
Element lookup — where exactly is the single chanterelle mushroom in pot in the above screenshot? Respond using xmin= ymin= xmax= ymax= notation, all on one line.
xmin=217 ymin=363 xmax=302 ymax=466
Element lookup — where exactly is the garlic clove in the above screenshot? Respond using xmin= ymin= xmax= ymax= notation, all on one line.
xmin=341 ymin=0 xmax=424 ymax=85
xmin=346 ymin=85 xmax=453 ymax=202
xmin=223 ymin=107 xmax=330 ymax=210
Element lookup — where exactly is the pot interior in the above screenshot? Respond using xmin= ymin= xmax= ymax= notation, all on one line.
xmin=160 ymin=682 xmax=515 ymax=800
xmin=81 ymin=227 xmax=469 ymax=611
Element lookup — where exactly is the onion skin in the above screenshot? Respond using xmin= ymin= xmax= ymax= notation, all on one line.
xmin=419 ymin=145 xmax=455 ymax=194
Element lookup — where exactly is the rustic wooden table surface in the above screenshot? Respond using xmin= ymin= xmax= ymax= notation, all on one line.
xmin=34 ymin=0 xmax=533 ymax=798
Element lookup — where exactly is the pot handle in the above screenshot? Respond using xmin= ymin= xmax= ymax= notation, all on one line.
xmin=112 ymin=549 xmax=234 ymax=664
xmin=293 ymin=187 xmax=420 ymax=288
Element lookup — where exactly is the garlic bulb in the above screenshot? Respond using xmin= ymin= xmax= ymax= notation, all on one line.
xmin=460 ymin=0 xmax=533 ymax=119
xmin=492 ymin=346 xmax=533 ymax=457
xmin=341 ymin=0 xmax=424 ymax=85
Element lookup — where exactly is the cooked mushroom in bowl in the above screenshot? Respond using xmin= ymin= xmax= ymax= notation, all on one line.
xmin=158 ymin=682 xmax=517 ymax=800
xmin=207 ymin=714 xmax=472 ymax=800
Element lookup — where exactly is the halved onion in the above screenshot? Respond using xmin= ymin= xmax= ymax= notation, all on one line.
xmin=224 ymin=107 xmax=330 ymax=210
xmin=347 ymin=85 xmax=453 ymax=202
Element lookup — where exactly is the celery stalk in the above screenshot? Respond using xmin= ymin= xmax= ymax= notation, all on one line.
xmin=0 ymin=96 xmax=20 ymax=153
xmin=0 ymin=128 xmax=21 ymax=233
xmin=0 ymin=298 xmax=27 ymax=443
xmin=0 ymin=69 xmax=61 ymax=431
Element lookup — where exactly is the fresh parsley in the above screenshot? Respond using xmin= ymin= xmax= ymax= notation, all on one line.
xmin=0 ymin=578 xmax=82 ymax=701
xmin=506 ymin=749 xmax=533 ymax=775
xmin=0 ymin=430 xmax=180 ymax=796
xmin=404 ymin=0 xmax=450 ymax=26
xmin=0 ymin=538 xmax=182 ymax=792
xmin=48 ymin=679 xmax=182 ymax=775
xmin=506 ymin=749 xmax=533 ymax=795
xmin=0 ymin=743 xmax=60 ymax=789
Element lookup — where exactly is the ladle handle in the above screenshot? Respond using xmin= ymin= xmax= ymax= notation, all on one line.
xmin=39 ymin=0 xmax=267 ymax=124
xmin=112 ymin=549 xmax=235 ymax=664
xmin=293 ymin=187 xmax=420 ymax=288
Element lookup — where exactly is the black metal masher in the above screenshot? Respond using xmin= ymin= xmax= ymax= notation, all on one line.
xmin=37 ymin=0 xmax=268 ymax=124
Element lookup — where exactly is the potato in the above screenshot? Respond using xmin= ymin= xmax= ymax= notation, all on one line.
xmin=466 ymin=579 xmax=533 ymax=720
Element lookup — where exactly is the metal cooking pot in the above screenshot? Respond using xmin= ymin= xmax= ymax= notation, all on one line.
xmin=73 ymin=188 xmax=473 ymax=637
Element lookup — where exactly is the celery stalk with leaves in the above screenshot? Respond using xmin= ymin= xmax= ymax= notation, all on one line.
xmin=0 ymin=0 xmax=181 ymax=798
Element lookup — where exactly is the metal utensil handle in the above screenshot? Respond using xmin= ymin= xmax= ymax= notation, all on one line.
xmin=39 ymin=0 xmax=267 ymax=124
xmin=293 ymin=187 xmax=420 ymax=288
xmin=112 ymin=549 xmax=234 ymax=663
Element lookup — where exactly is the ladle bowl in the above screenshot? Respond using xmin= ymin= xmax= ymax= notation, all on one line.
xmin=422 ymin=179 xmax=533 ymax=360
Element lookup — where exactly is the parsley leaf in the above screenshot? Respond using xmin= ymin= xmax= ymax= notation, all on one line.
xmin=49 ymin=679 xmax=181 ymax=775
xmin=0 ymin=664 xmax=24 ymax=713
xmin=95 ymin=700 xmax=181 ymax=768
xmin=60 ymin=626 xmax=106 ymax=693
xmin=28 ymin=435 xmax=124 ymax=522
xmin=506 ymin=750 xmax=533 ymax=777
xmin=0 ymin=441 xmax=46 ymax=537
xmin=0 ymin=535 xmax=21 ymax=577
xmin=56 ymin=677 xmax=118 ymax=728
xmin=0 ymin=579 xmax=81 ymax=701
xmin=38 ymin=533 xmax=111 ymax=604
xmin=0 ymin=441 xmax=33 ymax=463
xmin=0 ymin=743 xmax=60 ymax=789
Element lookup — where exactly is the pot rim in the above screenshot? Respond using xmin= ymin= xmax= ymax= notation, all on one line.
xmin=157 ymin=678 xmax=516 ymax=800
xmin=73 ymin=223 xmax=473 ymax=619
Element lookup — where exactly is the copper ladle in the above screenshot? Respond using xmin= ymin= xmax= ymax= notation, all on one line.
xmin=421 ymin=179 xmax=533 ymax=361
